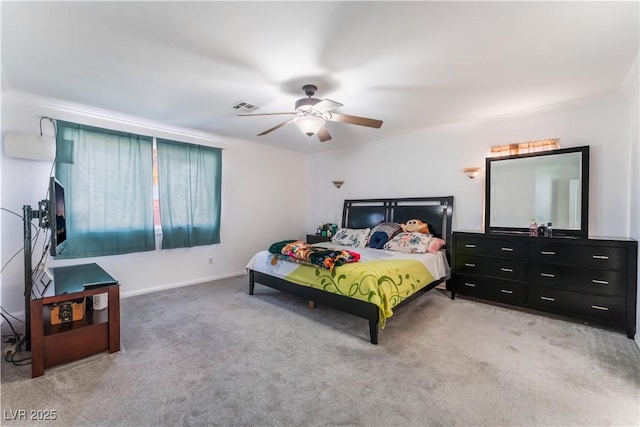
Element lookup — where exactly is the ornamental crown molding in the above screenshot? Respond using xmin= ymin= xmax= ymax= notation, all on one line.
xmin=2 ymin=90 xmax=231 ymax=147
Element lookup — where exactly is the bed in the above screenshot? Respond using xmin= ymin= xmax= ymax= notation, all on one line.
xmin=246 ymin=196 xmax=454 ymax=344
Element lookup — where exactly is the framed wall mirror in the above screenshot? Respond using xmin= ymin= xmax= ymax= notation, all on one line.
xmin=485 ymin=146 xmax=589 ymax=238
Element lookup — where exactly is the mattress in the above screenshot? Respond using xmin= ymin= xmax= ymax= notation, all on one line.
xmin=246 ymin=242 xmax=450 ymax=326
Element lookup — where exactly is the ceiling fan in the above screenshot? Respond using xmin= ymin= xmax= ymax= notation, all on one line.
xmin=238 ymin=84 xmax=383 ymax=142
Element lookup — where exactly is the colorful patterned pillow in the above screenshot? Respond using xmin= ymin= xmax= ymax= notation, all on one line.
xmin=383 ymin=232 xmax=446 ymax=254
xmin=331 ymin=228 xmax=371 ymax=248
xmin=369 ymin=222 xmax=402 ymax=240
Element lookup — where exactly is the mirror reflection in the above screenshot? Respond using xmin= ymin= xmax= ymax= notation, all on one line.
xmin=486 ymin=146 xmax=589 ymax=237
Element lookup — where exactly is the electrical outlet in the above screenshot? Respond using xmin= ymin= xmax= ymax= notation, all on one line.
xmin=208 ymin=257 xmax=213 ymax=264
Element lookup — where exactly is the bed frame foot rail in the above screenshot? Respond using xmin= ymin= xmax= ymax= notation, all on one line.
xmin=250 ymin=270 xmax=380 ymax=344
xmin=249 ymin=270 xmax=451 ymax=345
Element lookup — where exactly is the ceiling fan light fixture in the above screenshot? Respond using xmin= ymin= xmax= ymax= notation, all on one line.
xmin=239 ymin=84 xmax=382 ymax=141
xmin=294 ymin=115 xmax=325 ymax=137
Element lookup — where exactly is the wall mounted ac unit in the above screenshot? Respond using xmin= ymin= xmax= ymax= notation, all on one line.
xmin=3 ymin=131 xmax=55 ymax=162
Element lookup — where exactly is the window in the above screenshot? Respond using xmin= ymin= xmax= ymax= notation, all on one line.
xmin=55 ymin=121 xmax=222 ymax=258
xmin=55 ymin=121 xmax=155 ymax=258
xmin=152 ymin=142 xmax=161 ymax=231
xmin=156 ymin=138 xmax=222 ymax=249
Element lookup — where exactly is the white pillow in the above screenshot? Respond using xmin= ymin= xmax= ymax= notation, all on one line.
xmin=331 ymin=228 xmax=371 ymax=248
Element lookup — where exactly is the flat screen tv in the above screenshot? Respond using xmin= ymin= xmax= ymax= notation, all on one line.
xmin=49 ymin=177 xmax=67 ymax=256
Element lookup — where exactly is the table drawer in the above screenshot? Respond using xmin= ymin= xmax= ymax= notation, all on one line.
xmin=456 ymin=275 xmax=526 ymax=306
xmin=455 ymin=255 xmax=526 ymax=282
xmin=456 ymin=236 xmax=525 ymax=259
xmin=528 ymin=263 xmax=626 ymax=296
xmin=528 ymin=286 xmax=625 ymax=326
xmin=528 ymin=241 xmax=626 ymax=270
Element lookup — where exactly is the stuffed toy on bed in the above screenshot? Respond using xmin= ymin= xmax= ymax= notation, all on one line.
xmin=368 ymin=222 xmax=402 ymax=249
xmin=400 ymin=219 xmax=430 ymax=234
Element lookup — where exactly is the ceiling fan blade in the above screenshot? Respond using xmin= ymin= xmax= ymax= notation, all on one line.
xmin=257 ymin=118 xmax=295 ymax=136
xmin=312 ymin=99 xmax=343 ymax=113
xmin=328 ymin=113 xmax=383 ymax=128
xmin=238 ymin=112 xmax=296 ymax=117
xmin=317 ymin=127 xmax=332 ymax=142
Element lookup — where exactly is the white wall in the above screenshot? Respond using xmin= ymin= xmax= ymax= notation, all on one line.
xmin=3 ymin=90 xmax=637 ymax=344
xmin=309 ymin=96 xmax=638 ymax=343
xmin=1 ymin=91 xmax=309 ymax=314
xmin=308 ymin=98 xmax=633 ymax=239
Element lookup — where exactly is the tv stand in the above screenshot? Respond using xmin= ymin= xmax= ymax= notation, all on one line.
xmin=23 ymin=203 xmax=48 ymax=351
xmin=30 ymin=263 xmax=120 ymax=378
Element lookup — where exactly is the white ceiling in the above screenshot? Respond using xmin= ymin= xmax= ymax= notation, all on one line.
xmin=2 ymin=1 xmax=638 ymax=153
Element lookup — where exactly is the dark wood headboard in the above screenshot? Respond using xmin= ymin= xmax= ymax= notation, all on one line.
xmin=341 ymin=196 xmax=454 ymax=257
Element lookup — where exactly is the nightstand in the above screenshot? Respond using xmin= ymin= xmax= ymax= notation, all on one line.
xmin=306 ymin=234 xmax=332 ymax=244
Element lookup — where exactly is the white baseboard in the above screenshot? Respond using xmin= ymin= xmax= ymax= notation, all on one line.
xmin=120 ymin=271 xmax=246 ymax=299
xmin=1 ymin=272 xmax=247 ymax=325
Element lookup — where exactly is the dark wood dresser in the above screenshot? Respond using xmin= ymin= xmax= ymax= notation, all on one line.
xmin=452 ymin=232 xmax=638 ymax=338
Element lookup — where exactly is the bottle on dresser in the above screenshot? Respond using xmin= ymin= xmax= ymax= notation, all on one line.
xmin=537 ymin=223 xmax=546 ymax=236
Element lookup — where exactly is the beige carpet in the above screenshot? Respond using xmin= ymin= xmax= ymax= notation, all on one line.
xmin=1 ymin=275 xmax=639 ymax=426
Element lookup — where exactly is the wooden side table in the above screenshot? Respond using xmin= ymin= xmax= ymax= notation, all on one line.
xmin=30 ymin=263 xmax=120 ymax=378
xmin=306 ymin=234 xmax=332 ymax=244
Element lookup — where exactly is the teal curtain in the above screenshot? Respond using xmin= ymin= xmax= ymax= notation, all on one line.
xmin=55 ymin=121 xmax=155 ymax=258
xmin=156 ymin=138 xmax=221 ymax=249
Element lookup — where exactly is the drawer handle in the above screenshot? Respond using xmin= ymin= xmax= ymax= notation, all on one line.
xmin=464 ymin=282 xmax=476 ymax=288
xmin=591 ymin=279 xmax=609 ymax=285
xmin=540 ymin=273 xmax=555 ymax=278
xmin=500 ymin=289 xmax=513 ymax=294
xmin=591 ymin=305 xmax=609 ymax=311
xmin=501 ymin=247 xmax=514 ymax=252
xmin=592 ymin=255 xmax=609 ymax=260
xmin=465 ymin=244 xmax=476 ymax=248
xmin=540 ymin=296 xmax=555 ymax=302
xmin=464 ymin=263 xmax=476 ymax=267
xmin=500 ymin=268 xmax=513 ymax=272
xmin=540 ymin=251 xmax=556 ymax=255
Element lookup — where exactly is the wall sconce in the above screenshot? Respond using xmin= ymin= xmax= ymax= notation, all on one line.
xmin=332 ymin=180 xmax=345 ymax=188
xmin=490 ymin=138 xmax=559 ymax=157
xmin=462 ymin=167 xmax=482 ymax=179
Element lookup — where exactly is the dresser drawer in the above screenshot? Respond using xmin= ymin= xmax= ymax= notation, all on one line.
xmin=528 ymin=263 xmax=626 ymax=296
xmin=456 ymin=236 xmax=525 ymax=259
xmin=455 ymin=255 xmax=526 ymax=282
xmin=452 ymin=232 xmax=636 ymax=338
xmin=528 ymin=241 xmax=627 ymax=270
xmin=528 ymin=286 xmax=625 ymax=326
xmin=455 ymin=275 xmax=526 ymax=306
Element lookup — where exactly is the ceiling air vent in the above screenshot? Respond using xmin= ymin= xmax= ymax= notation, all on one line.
xmin=232 ymin=101 xmax=259 ymax=112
